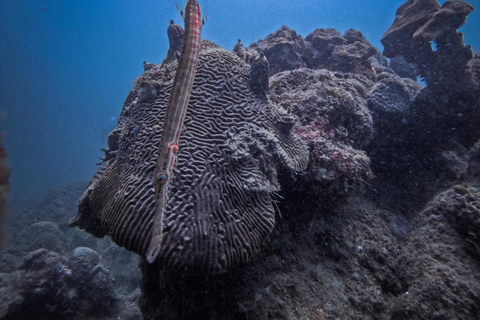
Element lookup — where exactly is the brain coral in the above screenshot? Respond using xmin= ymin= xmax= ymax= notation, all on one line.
xmin=70 ymin=35 xmax=308 ymax=274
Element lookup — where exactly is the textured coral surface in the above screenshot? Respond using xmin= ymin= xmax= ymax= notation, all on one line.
xmin=70 ymin=38 xmax=308 ymax=274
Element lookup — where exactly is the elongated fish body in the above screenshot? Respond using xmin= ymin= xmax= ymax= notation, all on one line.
xmin=147 ymin=0 xmax=202 ymax=262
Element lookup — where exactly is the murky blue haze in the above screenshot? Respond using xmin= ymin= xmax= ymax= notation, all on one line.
xmin=0 ymin=0 xmax=479 ymax=199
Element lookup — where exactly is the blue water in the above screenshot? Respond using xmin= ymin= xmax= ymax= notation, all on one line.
xmin=1 ymin=0 xmax=479 ymax=199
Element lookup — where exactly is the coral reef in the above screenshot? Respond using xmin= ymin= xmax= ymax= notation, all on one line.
xmin=235 ymin=25 xmax=384 ymax=78
xmin=268 ymin=68 xmax=375 ymax=196
xmin=382 ymin=0 xmax=475 ymax=91
xmin=427 ymin=185 xmax=480 ymax=256
xmin=1 ymin=247 xmax=116 ymax=319
xmin=71 ymin=24 xmax=308 ymax=274
xmin=134 ymin=4 xmax=480 ymax=316
xmin=163 ymin=20 xmax=185 ymax=65
xmin=364 ymin=0 xmax=480 ymax=214
xmin=138 ymin=191 xmax=480 ymax=320
xmin=380 ymin=0 xmax=479 ymax=157
xmin=3 ymin=0 xmax=480 ymax=319
xmin=365 ymin=70 xmax=423 ymax=175
xmin=389 ymin=185 xmax=480 ymax=318
xmin=249 ymin=25 xmax=308 ymax=75
xmin=304 ymin=28 xmax=380 ymax=76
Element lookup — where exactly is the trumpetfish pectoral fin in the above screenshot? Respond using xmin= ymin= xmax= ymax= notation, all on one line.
xmin=146 ymin=0 xmax=202 ymax=263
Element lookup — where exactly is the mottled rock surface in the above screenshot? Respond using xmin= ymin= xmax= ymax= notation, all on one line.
xmin=237 ymin=25 xmax=382 ymax=79
xmin=269 ymin=68 xmax=375 ymax=196
xmin=0 ymin=248 xmax=116 ymax=319
xmin=391 ymin=184 xmax=480 ymax=318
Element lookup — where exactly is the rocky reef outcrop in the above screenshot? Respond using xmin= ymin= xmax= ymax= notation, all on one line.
xmin=270 ymin=68 xmax=375 ymax=196
xmin=380 ymin=0 xmax=479 ymax=153
xmin=382 ymin=0 xmax=475 ymax=90
xmin=2 ymin=248 xmax=115 ymax=319
xmin=2 ymin=0 xmax=480 ymax=319
xmin=0 ymin=182 xmax=142 ymax=320
xmin=136 ymin=0 xmax=480 ymax=318
xmin=234 ymin=25 xmax=386 ymax=78
xmin=369 ymin=0 xmax=480 ymax=211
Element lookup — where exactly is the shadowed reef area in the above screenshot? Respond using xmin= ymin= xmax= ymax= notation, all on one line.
xmin=1 ymin=0 xmax=480 ymax=319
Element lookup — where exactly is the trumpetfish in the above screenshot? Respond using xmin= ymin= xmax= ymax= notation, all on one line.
xmin=147 ymin=0 xmax=202 ymax=263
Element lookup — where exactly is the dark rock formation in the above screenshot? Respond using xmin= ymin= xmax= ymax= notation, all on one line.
xmin=143 ymin=61 xmax=155 ymax=72
xmin=232 ymin=38 xmax=256 ymax=65
xmin=0 ymin=136 xmax=9 ymax=250
xmin=69 ymin=247 xmax=115 ymax=308
xmin=133 ymin=2 xmax=480 ymax=316
xmin=163 ymin=20 xmax=184 ymax=64
xmin=368 ymin=72 xmax=421 ymax=117
xmin=470 ymin=50 xmax=480 ymax=87
xmin=431 ymin=185 xmax=480 ymax=257
xmin=366 ymin=0 xmax=480 ymax=211
xmin=239 ymin=25 xmax=383 ymax=79
xmin=0 ymin=183 xmax=141 ymax=320
xmin=11 ymin=249 xmax=73 ymax=319
xmin=249 ymin=53 xmax=270 ymax=98
xmin=380 ymin=0 xmax=479 ymax=162
xmin=0 ymin=248 xmax=116 ymax=319
xmin=382 ymin=0 xmax=475 ymax=91
xmin=269 ymin=68 xmax=375 ymax=196
xmin=367 ymin=71 xmax=423 ymax=147
xmin=250 ymin=25 xmax=308 ymax=75
xmin=389 ymin=55 xmax=418 ymax=80
xmin=382 ymin=0 xmax=441 ymax=58
xmin=469 ymin=138 xmax=480 ymax=179
xmin=390 ymin=185 xmax=480 ymax=318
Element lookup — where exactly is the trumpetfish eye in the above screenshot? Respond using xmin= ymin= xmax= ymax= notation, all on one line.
xmin=158 ymin=174 xmax=167 ymax=183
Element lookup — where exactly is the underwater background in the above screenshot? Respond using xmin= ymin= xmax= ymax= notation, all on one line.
xmin=1 ymin=0 xmax=480 ymax=319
